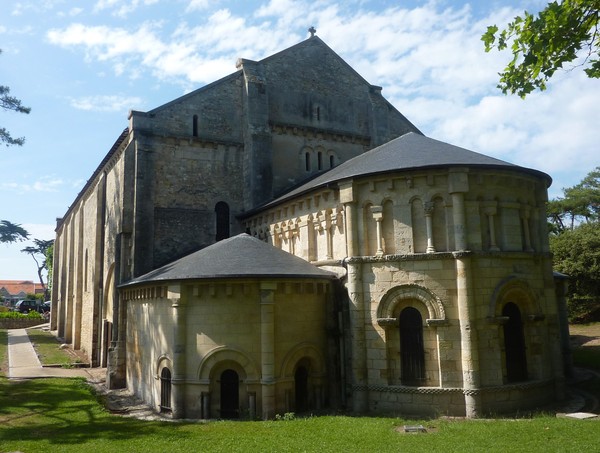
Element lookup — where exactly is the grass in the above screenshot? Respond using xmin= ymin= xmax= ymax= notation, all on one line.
xmin=0 ymin=326 xmax=598 ymax=452
xmin=26 ymin=328 xmax=85 ymax=367
xmin=0 ymin=376 xmax=598 ymax=453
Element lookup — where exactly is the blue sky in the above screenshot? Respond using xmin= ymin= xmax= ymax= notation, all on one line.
xmin=1 ymin=0 xmax=598 ymax=282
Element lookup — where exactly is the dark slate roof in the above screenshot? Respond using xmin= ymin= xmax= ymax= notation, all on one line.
xmin=254 ymin=132 xmax=551 ymax=212
xmin=120 ymin=234 xmax=336 ymax=287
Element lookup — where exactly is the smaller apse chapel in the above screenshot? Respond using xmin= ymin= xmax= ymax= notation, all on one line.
xmin=51 ymin=34 xmax=570 ymax=420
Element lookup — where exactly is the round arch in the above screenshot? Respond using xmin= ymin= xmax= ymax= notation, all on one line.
xmin=377 ymin=284 xmax=446 ymax=321
xmin=197 ymin=346 xmax=260 ymax=383
xmin=489 ymin=276 xmax=541 ymax=318
xmin=280 ymin=342 xmax=326 ymax=378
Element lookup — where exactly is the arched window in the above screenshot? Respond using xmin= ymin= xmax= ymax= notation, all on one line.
xmin=192 ymin=115 xmax=198 ymax=137
xmin=305 ymin=152 xmax=311 ymax=172
xmin=399 ymin=307 xmax=425 ymax=385
xmin=160 ymin=367 xmax=172 ymax=413
xmin=317 ymin=151 xmax=323 ymax=170
xmin=329 ymin=155 xmax=335 ymax=168
xmin=215 ymin=202 xmax=230 ymax=241
xmin=220 ymin=369 xmax=239 ymax=419
xmin=502 ymin=302 xmax=528 ymax=382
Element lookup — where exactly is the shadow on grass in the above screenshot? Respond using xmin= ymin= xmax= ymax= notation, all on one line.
xmin=0 ymin=377 xmax=192 ymax=446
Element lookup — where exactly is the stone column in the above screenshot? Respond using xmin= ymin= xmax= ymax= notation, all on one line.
xmin=260 ymin=282 xmax=277 ymax=419
xmin=455 ymin=253 xmax=481 ymax=417
xmin=449 ymin=169 xmax=481 ymax=417
xmin=339 ymin=182 xmax=357 ymax=257
xmin=483 ymin=203 xmax=499 ymax=251
xmin=170 ymin=284 xmax=187 ymax=419
xmin=520 ymin=206 xmax=534 ymax=252
xmin=424 ymin=201 xmax=436 ymax=253
xmin=346 ymin=260 xmax=368 ymax=412
xmin=370 ymin=205 xmax=384 ymax=256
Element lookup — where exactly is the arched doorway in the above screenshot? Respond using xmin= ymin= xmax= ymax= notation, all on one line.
xmin=220 ymin=369 xmax=239 ymax=419
xmin=295 ymin=365 xmax=309 ymax=413
xmin=399 ymin=307 xmax=425 ymax=385
xmin=503 ymin=302 xmax=528 ymax=382
xmin=160 ymin=367 xmax=172 ymax=413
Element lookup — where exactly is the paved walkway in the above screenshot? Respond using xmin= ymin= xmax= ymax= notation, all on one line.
xmin=7 ymin=328 xmax=96 ymax=379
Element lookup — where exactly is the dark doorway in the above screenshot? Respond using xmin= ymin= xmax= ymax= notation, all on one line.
xmin=220 ymin=369 xmax=239 ymax=419
xmin=399 ymin=307 xmax=425 ymax=385
xmin=503 ymin=302 xmax=528 ymax=382
xmin=295 ymin=365 xmax=309 ymax=412
xmin=160 ymin=367 xmax=172 ymax=413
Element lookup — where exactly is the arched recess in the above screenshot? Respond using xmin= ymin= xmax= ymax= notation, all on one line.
xmin=362 ymin=201 xmax=377 ymax=256
xmin=411 ymin=197 xmax=427 ymax=253
xmin=280 ymin=342 xmax=326 ymax=378
xmin=280 ymin=343 xmax=327 ymax=412
xmin=376 ymin=284 xmax=445 ymax=386
xmin=488 ymin=276 xmax=541 ymax=320
xmin=489 ymin=277 xmax=540 ymax=383
xmin=101 ymin=263 xmax=116 ymax=368
xmin=197 ymin=346 xmax=260 ymax=383
xmin=377 ymin=284 xmax=446 ymax=322
xmin=382 ymin=199 xmax=396 ymax=254
xmin=154 ymin=355 xmax=173 ymax=412
xmin=300 ymin=146 xmax=313 ymax=173
xmin=431 ymin=195 xmax=448 ymax=252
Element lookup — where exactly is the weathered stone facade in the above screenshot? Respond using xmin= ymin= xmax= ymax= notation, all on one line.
xmin=51 ymin=36 xmax=568 ymax=419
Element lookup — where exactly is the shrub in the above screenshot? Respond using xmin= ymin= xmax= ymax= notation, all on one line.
xmin=0 ymin=311 xmax=43 ymax=320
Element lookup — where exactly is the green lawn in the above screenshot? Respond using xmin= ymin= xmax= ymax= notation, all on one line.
xmin=0 ymin=376 xmax=598 ymax=453
xmin=0 ymin=328 xmax=599 ymax=452
xmin=26 ymin=328 xmax=85 ymax=367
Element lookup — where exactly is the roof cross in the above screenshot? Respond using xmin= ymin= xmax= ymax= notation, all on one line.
xmin=308 ymin=26 xmax=316 ymax=37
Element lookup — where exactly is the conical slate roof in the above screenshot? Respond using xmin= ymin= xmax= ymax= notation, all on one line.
xmin=121 ymin=234 xmax=335 ymax=286
xmin=259 ymin=132 xmax=551 ymax=210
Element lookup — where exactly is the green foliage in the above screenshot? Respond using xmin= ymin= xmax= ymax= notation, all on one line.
xmin=550 ymin=222 xmax=600 ymax=321
xmin=0 ymin=219 xmax=29 ymax=244
xmin=21 ymin=238 xmax=54 ymax=300
xmin=46 ymin=243 xmax=54 ymax=293
xmin=0 ymin=50 xmax=31 ymax=147
xmin=482 ymin=0 xmax=600 ymax=97
xmin=275 ymin=412 xmax=296 ymax=421
xmin=0 ymin=311 xmax=43 ymax=319
xmin=548 ymin=167 xmax=600 ymax=231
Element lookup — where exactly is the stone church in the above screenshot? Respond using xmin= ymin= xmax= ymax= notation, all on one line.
xmin=51 ymin=34 xmax=570 ymax=419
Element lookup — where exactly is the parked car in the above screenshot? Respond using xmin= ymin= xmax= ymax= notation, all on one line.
xmin=14 ymin=299 xmax=43 ymax=314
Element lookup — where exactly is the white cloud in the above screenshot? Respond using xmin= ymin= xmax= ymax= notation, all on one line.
xmin=69 ymin=94 xmax=144 ymax=112
xmin=93 ymin=0 xmax=159 ymax=17
xmin=1 ymin=176 xmax=64 ymax=194
xmin=44 ymin=0 xmax=599 ymax=196
xmin=186 ymin=0 xmax=214 ymax=12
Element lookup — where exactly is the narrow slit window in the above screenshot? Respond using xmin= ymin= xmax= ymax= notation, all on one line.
xmin=193 ymin=115 xmax=198 ymax=137
xmin=305 ymin=152 xmax=311 ymax=172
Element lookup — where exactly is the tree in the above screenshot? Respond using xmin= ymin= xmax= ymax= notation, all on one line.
xmin=482 ymin=0 xmax=600 ymax=97
xmin=548 ymin=167 xmax=600 ymax=322
xmin=547 ymin=166 xmax=600 ymax=232
xmin=21 ymin=239 xmax=54 ymax=301
xmin=1 ymin=49 xmax=31 ymax=146
xmin=550 ymin=222 xmax=600 ymax=322
xmin=45 ymin=242 xmax=54 ymax=295
xmin=0 ymin=219 xmax=29 ymax=243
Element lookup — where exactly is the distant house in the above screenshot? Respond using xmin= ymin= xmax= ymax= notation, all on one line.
xmin=0 ymin=280 xmax=44 ymax=306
